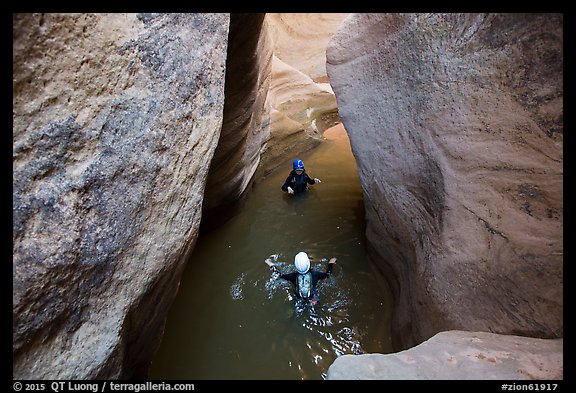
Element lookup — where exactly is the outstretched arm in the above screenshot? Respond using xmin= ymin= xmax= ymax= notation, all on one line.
xmin=311 ymin=258 xmax=337 ymax=285
xmin=265 ymin=255 xmax=282 ymax=276
xmin=306 ymin=174 xmax=321 ymax=185
xmin=325 ymin=258 xmax=336 ymax=275
xmin=264 ymin=257 xmax=276 ymax=268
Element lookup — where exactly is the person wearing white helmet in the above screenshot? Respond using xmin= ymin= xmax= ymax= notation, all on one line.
xmin=265 ymin=251 xmax=336 ymax=305
xmin=281 ymin=159 xmax=321 ymax=195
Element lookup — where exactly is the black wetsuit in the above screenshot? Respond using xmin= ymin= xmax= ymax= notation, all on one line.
xmin=281 ymin=170 xmax=316 ymax=194
xmin=276 ymin=263 xmax=334 ymax=300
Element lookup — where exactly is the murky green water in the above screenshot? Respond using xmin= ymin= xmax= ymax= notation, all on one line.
xmin=148 ymin=124 xmax=394 ymax=380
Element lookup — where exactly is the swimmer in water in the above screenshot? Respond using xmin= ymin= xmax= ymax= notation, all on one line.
xmin=265 ymin=251 xmax=336 ymax=305
xmin=281 ymin=159 xmax=321 ymax=195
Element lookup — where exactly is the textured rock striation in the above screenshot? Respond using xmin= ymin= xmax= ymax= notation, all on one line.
xmin=327 ymin=13 xmax=562 ymax=350
xmin=13 ymin=13 xmax=230 ymax=379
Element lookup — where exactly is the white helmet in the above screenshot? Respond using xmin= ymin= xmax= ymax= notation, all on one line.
xmin=294 ymin=251 xmax=310 ymax=274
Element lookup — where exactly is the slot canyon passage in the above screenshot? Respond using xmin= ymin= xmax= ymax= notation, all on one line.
xmin=13 ymin=13 xmax=562 ymax=380
xmin=148 ymin=124 xmax=394 ymax=380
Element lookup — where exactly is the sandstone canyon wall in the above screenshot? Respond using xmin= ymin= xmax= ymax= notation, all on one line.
xmin=13 ymin=13 xmax=231 ymax=379
xmin=326 ymin=13 xmax=562 ymax=350
xmin=256 ymin=13 xmax=348 ymax=178
xmin=265 ymin=13 xmax=349 ymax=84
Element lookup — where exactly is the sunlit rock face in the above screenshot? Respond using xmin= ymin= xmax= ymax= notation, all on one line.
xmin=258 ymin=54 xmax=338 ymax=176
xmin=13 ymin=13 xmax=229 ymax=379
xmin=327 ymin=330 xmax=563 ymax=380
xmin=265 ymin=13 xmax=349 ymax=83
xmin=258 ymin=13 xmax=349 ymax=177
xmin=327 ymin=13 xmax=562 ymax=350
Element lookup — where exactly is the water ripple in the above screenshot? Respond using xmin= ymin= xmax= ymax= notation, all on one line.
xmin=230 ymin=272 xmax=246 ymax=300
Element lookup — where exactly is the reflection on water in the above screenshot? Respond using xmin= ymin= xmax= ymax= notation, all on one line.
xmin=149 ymin=124 xmax=394 ymax=380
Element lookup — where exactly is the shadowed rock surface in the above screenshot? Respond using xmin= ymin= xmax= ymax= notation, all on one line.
xmin=201 ymin=13 xmax=272 ymax=226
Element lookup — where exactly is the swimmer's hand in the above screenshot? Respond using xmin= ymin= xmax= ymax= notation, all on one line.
xmin=265 ymin=258 xmax=280 ymax=278
xmin=328 ymin=258 xmax=337 ymax=264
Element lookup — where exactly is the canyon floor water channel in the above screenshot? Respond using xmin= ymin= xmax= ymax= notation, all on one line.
xmin=149 ymin=124 xmax=394 ymax=380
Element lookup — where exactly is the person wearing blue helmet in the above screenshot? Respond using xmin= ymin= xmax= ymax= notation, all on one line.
xmin=281 ymin=159 xmax=321 ymax=194
xmin=265 ymin=252 xmax=336 ymax=305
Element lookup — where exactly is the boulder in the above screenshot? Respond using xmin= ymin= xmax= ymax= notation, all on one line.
xmin=327 ymin=330 xmax=563 ymax=380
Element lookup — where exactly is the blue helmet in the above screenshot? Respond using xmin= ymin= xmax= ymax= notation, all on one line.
xmin=293 ymin=159 xmax=305 ymax=171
